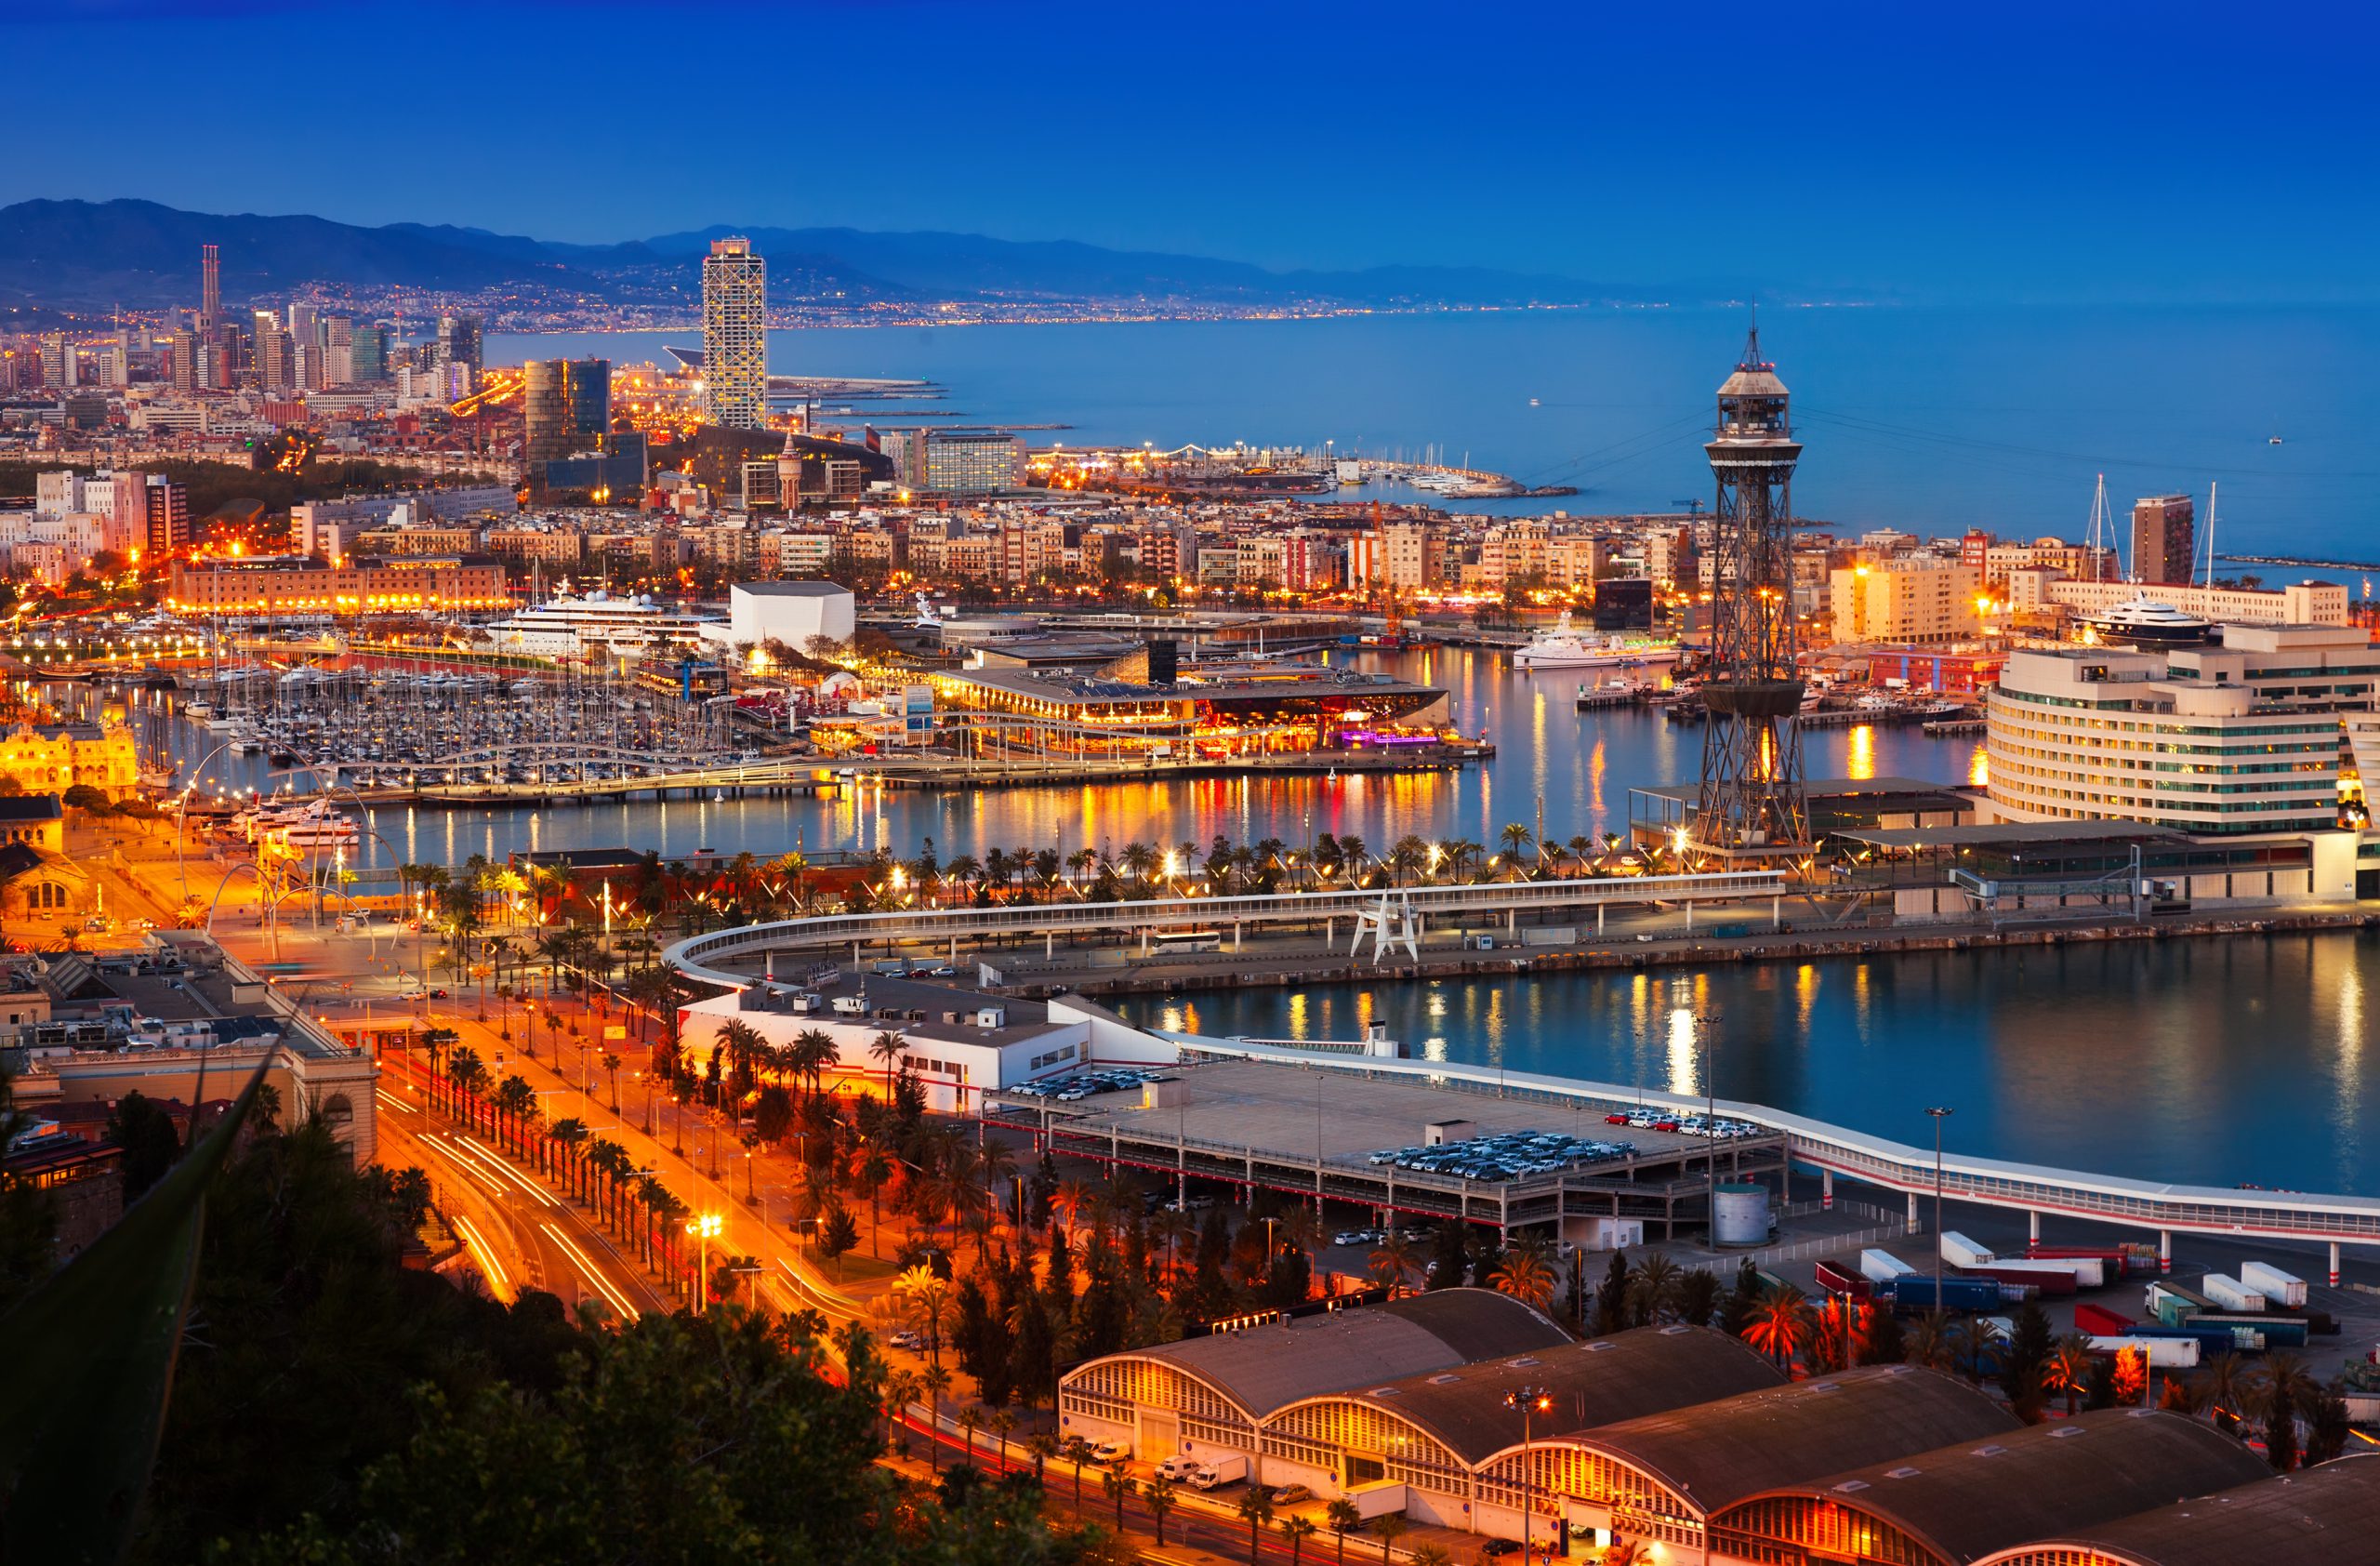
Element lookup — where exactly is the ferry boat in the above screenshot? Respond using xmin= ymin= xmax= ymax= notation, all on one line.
xmin=1512 ymin=611 xmax=1682 ymax=673
xmin=482 ymin=590 xmax=725 ymax=659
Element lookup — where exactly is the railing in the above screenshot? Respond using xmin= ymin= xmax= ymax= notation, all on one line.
xmin=1163 ymin=1035 xmax=2380 ymax=1249
xmin=667 ymin=869 xmax=1791 ymax=984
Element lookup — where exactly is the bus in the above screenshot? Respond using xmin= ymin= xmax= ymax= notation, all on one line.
xmin=1152 ymin=929 xmax=1223 ymax=955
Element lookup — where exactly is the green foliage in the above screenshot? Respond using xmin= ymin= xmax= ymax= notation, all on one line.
xmin=2 ymin=1069 xmax=262 ymax=1566
xmin=105 ymin=1091 xmax=182 ymax=1201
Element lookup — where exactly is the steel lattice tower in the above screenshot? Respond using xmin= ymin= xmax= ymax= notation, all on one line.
xmin=1693 ymin=323 xmax=1808 ymax=859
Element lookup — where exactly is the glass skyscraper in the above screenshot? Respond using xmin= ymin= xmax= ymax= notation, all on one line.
xmin=702 ymin=236 xmax=768 ymax=431
xmin=523 ymin=357 xmax=613 ymax=469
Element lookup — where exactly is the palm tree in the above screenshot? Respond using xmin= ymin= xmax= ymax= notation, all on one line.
xmin=1497 ymin=821 xmax=1536 ymax=872
xmin=1237 ymin=1486 xmax=1276 ymax=1565
xmin=1368 ymin=1233 xmax=1421 ymax=1295
xmin=600 ymin=1050 xmax=622 ymax=1112
xmin=986 ymin=1407 xmax=1017 ymax=1467
xmin=1063 ymin=1437 xmax=1093 ymax=1506
xmin=2254 ymin=1353 xmax=2320 ymax=1471
xmin=1100 ymin=1466 xmax=1132 ymax=1531
xmin=1052 ymin=1175 xmax=1095 ymax=1244
xmin=1904 ymin=1309 xmax=1956 ymax=1373
xmin=1491 ymin=1249 xmax=1556 ymax=1311
xmin=1280 ymin=1514 xmax=1319 ymax=1566
xmin=2043 ymin=1331 xmax=2096 ymax=1416
xmin=1325 ymin=1500 xmax=1363 ymax=1566
xmin=1025 ymin=1431 xmax=1060 ymax=1488
xmin=917 ymin=1362 xmax=953 ymax=1472
xmin=868 ymin=1029 xmax=908 ymax=1099
xmin=1369 ymin=1511 xmax=1408 ymax=1565
xmin=1742 ymin=1281 xmax=1813 ymax=1368
xmin=1627 ymin=1253 xmax=1684 ymax=1325
xmin=1408 ymin=1546 xmax=1452 ymax=1566
xmin=1145 ymin=1473 xmax=1180 ymax=1545
xmin=956 ymin=1403 xmax=984 ymax=1466
xmin=791 ymin=1028 xmax=838 ymax=1102
xmin=549 ymin=1115 xmax=590 ymax=1196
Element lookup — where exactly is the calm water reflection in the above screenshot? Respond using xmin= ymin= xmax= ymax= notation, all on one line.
xmin=1121 ymin=934 xmax=2378 ymax=1195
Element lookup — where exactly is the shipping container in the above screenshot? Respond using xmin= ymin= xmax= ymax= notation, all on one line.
xmin=2202 ymin=1274 xmax=2268 ymax=1313
xmin=1859 ymin=1249 xmax=1917 ymax=1284
xmin=2241 ymin=1262 xmax=2309 ymax=1308
xmin=1938 ymin=1231 xmax=1995 ymax=1269
xmin=2196 ymin=1312 xmax=2309 ymax=1349
xmin=2088 ymin=1334 xmax=2202 ymax=1369
xmin=1814 ymin=1259 xmax=1872 ymax=1297
xmin=2074 ymin=1302 xmax=2136 ymax=1335
xmin=2146 ymin=1281 xmax=2213 ymax=1329
xmin=1880 ymin=1276 xmax=2003 ymax=1314
xmin=1962 ymin=1265 xmax=2073 ymax=1296
xmin=1965 ymin=1259 xmax=2087 ymax=1293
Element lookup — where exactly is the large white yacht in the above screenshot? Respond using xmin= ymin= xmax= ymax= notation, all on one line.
xmin=482 ymin=590 xmax=724 ymax=659
xmin=1512 ymin=610 xmax=1681 ymax=672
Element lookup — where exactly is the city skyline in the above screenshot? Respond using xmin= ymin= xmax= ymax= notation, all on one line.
xmin=3 ymin=1 xmax=2373 ymax=307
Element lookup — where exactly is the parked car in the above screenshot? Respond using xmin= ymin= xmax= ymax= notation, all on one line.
xmin=1480 ymin=1539 xmax=1524 ymax=1557
xmin=1270 ymin=1484 xmax=1312 ymax=1506
xmin=1155 ymin=1454 xmax=1204 ymax=1480
xmin=1090 ymin=1440 xmax=1130 ymax=1464
xmin=887 ymin=1330 xmax=923 ymax=1350
xmin=1332 ymin=1228 xmax=1379 ymax=1248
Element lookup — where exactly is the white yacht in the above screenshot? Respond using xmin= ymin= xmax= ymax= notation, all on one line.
xmin=1512 ymin=611 xmax=1682 ymax=672
xmin=2081 ymin=594 xmax=2217 ymax=649
xmin=483 ymin=590 xmax=725 ymax=659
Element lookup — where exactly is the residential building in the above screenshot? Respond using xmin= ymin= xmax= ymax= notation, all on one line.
xmin=700 ymin=238 xmax=767 ymax=430
xmin=2044 ymin=575 xmax=2347 ymax=629
xmin=1828 ymin=561 xmax=1982 ymax=644
xmin=922 ymin=431 xmax=1024 ymax=496
xmin=2131 ymin=494 xmax=2195 ymax=586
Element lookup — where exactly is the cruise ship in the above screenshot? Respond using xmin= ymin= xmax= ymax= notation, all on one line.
xmin=1512 ymin=611 xmax=1682 ymax=672
xmin=481 ymin=591 xmax=725 ymax=659
xmin=2080 ymin=594 xmax=2218 ymax=649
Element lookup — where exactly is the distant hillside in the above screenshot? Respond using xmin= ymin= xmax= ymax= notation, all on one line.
xmin=0 ymin=197 xmax=1635 ymax=314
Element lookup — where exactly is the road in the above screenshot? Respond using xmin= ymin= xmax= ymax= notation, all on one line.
xmin=374 ymin=1076 xmax=663 ymax=1320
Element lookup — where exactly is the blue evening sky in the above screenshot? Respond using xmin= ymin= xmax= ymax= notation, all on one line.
xmin=4 ymin=0 xmax=2372 ymax=304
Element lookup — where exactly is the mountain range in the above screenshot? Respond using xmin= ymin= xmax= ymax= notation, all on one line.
xmin=0 ymin=198 xmax=1651 ymax=317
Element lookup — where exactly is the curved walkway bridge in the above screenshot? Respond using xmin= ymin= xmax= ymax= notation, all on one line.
xmin=667 ymin=881 xmax=2379 ymax=1287
xmin=666 ymin=869 xmax=1792 ymax=975
xmin=1158 ymin=1037 xmax=2380 ymax=1287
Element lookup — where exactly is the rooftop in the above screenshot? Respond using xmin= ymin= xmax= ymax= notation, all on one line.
xmin=1836 ymin=821 xmax=2187 ymax=851
xmin=1720 ymin=1408 xmax=2272 ymax=1566
xmin=733 ymin=580 xmax=852 ymax=598
xmin=1568 ymin=1364 xmax=2016 ymax=1514
xmin=1117 ymin=1289 xmax=1569 ymax=1421
xmin=0 ymin=794 xmax=61 ymax=821
xmin=1313 ymin=1324 xmax=1785 ymax=1466
xmin=1976 ymin=1454 xmax=2380 ymax=1566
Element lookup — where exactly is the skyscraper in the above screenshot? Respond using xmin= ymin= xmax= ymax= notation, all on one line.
xmin=1693 ymin=324 xmax=1808 ymax=859
xmin=522 ymin=358 xmax=613 ymax=470
xmin=2131 ymin=494 xmax=2195 ymax=587
xmin=435 ymin=315 xmax=483 ymax=383
xmin=253 ymin=311 xmax=291 ymax=391
xmin=200 ymin=243 xmax=220 ymax=332
xmin=702 ymin=237 xmax=768 ymax=430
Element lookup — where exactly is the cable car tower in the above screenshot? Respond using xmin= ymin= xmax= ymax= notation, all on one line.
xmin=1692 ymin=322 xmax=1808 ymax=863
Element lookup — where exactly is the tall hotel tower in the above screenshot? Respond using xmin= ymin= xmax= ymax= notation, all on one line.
xmin=701 ymin=237 xmax=768 ymax=430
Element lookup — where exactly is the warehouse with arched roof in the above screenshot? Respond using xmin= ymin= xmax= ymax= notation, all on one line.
xmin=1057 ymin=1289 xmax=1567 ymax=1471
xmin=1707 ymin=1407 xmax=2272 ymax=1566
xmin=1259 ymin=1324 xmax=1784 ymax=1527
xmin=1514 ymin=1364 xmax=2017 ymax=1556
xmin=1968 ymin=1453 xmax=2380 ymax=1566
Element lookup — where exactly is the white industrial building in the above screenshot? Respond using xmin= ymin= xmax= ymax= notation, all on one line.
xmin=727 ymin=579 xmax=855 ymax=651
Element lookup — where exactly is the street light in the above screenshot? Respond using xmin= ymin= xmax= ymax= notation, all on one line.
xmin=1925 ymin=1107 xmax=1954 ymax=1314
xmin=688 ymin=1211 xmax=723 ymax=1308
xmin=1503 ymin=1385 xmax=1553 ymax=1564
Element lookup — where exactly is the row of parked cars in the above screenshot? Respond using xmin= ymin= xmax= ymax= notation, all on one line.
xmin=1603 ymin=1108 xmax=1765 ymax=1139
xmin=1006 ymin=1068 xmax=1172 ymax=1102
xmin=1331 ymin=1223 xmax=1436 ymax=1248
xmin=1361 ymin=1130 xmax=1640 ymax=1182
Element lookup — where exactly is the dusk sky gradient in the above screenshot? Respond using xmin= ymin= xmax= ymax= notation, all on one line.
xmin=7 ymin=0 xmax=2374 ymax=304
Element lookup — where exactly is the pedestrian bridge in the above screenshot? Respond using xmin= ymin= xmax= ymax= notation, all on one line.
xmin=664 ymin=869 xmax=1792 ymax=984
xmin=1158 ymin=1035 xmax=2380 ymax=1284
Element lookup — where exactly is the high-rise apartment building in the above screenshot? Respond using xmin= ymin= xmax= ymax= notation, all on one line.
xmin=701 ymin=237 xmax=768 ymax=430
xmin=144 ymin=478 xmax=192 ymax=558
xmin=522 ymin=358 xmax=613 ymax=471
xmin=252 ymin=311 xmax=292 ymax=390
xmin=921 ymin=431 xmax=1022 ymax=496
xmin=38 ymin=334 xmax=73 ymax=388
xmin=200 ymin=243 xmax=221 ymax=332
xmin=2131 ymin=494 xmax=2195 ymax=587
xmin=435 ymin=315 xmax=483 ymax=381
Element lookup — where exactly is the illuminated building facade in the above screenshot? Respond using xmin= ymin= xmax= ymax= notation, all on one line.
xmin=522 ymin=358 xmax=612 ymax=470
xmin=701 ymin=238 xmax=767 ymax=430
xmin=165 ymin=556 xmax=511 ymax=619
xmin=0 ymin=723 xmax=139 ymax=801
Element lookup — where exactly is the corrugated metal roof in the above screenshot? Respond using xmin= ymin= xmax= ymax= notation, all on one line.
xmin=1316 ymin=1324 xmax=1785 ymax=1465
xmin=1969 ymin=1452 xmax=2380 ymax=1566
xmin=1117 ymin=1290 xmax=1568 ymax=1420
xmin=1719 ymin=1407 xmax=2273 ymax=1565
xmin=1566 ymin=1363 xmax=2017 ymax=1512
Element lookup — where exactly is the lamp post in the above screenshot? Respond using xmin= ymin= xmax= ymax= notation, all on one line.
xmin=689 ymin=1211 xmax=722 ymax=1308
xmin=1925 ymin=1107 xmax=1954 ymax=1313
xmin=1503 ymin=1385 xmax=1552 ymax=1564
